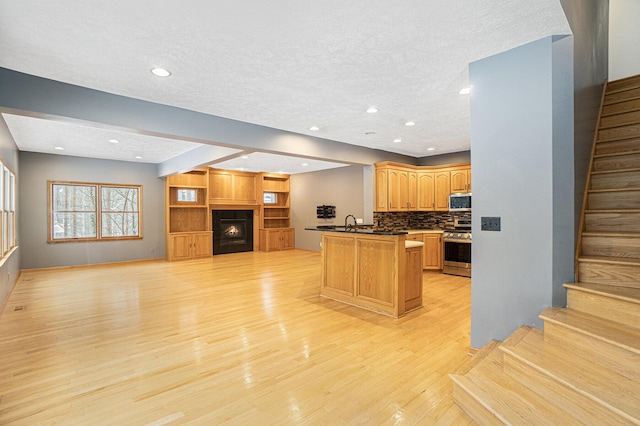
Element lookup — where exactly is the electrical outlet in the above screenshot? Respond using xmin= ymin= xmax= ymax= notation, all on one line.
xmin=481 ymin=217 xmax=501 ymax=231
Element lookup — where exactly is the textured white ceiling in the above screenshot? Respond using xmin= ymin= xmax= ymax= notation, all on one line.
xmin=212 ymin=152 xmax=348 ymax=175
xmin=0 ymin=0 xmax=571 ymax=169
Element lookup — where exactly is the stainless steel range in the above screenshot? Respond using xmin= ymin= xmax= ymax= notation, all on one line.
xmin=443 ymin=218 xmax=471 ymax=277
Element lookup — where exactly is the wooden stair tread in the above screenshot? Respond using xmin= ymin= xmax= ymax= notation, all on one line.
xmin=564 ymin=282 xmax=640 ymax=304
xmin=588 ymin=187 xmax=640 ymax=193
xmin=500 ymin=328 xmax=640 ymax=422
xmin=450 ymin=346 xmax=574 ymax=424
xmin=585 ymin=208 xmax=640 ymax=213
xmin=454 ymin=339 xmax=500 ymax=375
xmin=594 ymin=150 xmax=640 ymax=159
xmin=578 ymin=255 xmax=640 ymax=266
xmin=581 ymin=231 xmax=640 ymax=238
xmin=540 ymin=307 xmax=640 ymax=355
xmin=591 ymin=166 xmax=640 ymax=175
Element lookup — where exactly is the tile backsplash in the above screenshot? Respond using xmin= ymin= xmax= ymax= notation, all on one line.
xmin=373 ymin=211 xmax=472 ymax=231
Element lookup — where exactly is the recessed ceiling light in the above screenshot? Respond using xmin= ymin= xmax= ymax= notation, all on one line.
xmin=393 ymin=139 xmax=402 ymax=143
xmin=302 ymin=163 xmax=308 ymax=166
xmin=151 ymin=67 xmax=171 ymax=77
xmin=366 ymin=107 xmax=378 ymax=114
xmin=54 ymin=146 xmax=64 ymax=150
xmin=109 ymin=139 xmax=119 ymax=144
xmin=241 ymin=155 xmax=249 ymax=159
xmin=459 ymin=86 xmax=472 ymax=95
xmin=427 ymin=147 xmax=435 ymax=151
xmin=236 ymin=167 xmax=244 ymax=171
xmin=135 ymin=156 xmax=143 ymax=159
xmin=309 ymin=126 xmax=320 ymax=131
xmin=405 ymin=121 xmax=416 ymax=126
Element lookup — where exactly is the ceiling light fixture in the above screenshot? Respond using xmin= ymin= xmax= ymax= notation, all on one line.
xmin=427 ymin=147 xmax=435 ymax=151
xmin=405 ymin=121 xmax=416 ymax=126
xmin=302 ymin=163 xmax=308 ymax=166
xmin=151 ymin=67 xmax=171 ymax=77
xmin=459 ymin=86 xmax=472 ymax=95
xmin=241 ymin=155 xmax=249 ymax=159
xmin=365 ymin=131 xmax=376 ymax=136
xmin=393 ymin=139 xmax=402 ymax=143
xmin=366 ymin=107 xmax=378 ymax=114
xmin=54 ymin=146 xmax=64 ymax=150
xmin=309 ymin=126 xmax=319 ymax=131
xmin=135 ymin=155 xmax=143 ymax=159
xmin=108 ymin=139 xmax=119 ymax=144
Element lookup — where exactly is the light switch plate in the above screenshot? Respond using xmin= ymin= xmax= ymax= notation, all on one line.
xmin=481 ymin=217 xmax=501 ymax=231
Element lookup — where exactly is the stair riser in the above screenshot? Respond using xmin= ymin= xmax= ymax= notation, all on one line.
xmin=578 ymin=261 xmax=640 ymax=287
xmin=543 ymin=322 xmax=640 ymax=382
xmin=590 ymin=170 xmax=640 ymax=190
xmin=607 ymin=76 xmax=640 ymax=93
xmin=567 ymin=288 xmax=640 ymax=329
xmin=603 ymin=98 xmax=640 ymax=116
xmin=502 ymin=352 xmax=629 ymax=425
xmin=582 ymin=235 xmax=640 ymax=259
xmin=584 ymin=212 xmax=640 ymax=233
xmin=605 ymin=87 xmax=640 ymax=106
xmin=600 ymin=110 xmax=640 ymax=129
xmin=594 ymin=153 xmax=640 ymax=171
xmin=451 ymin=382 xmax=504 ymax=425
xmin=588 ymin=191 xmax=640 ymax=209
xmin=598 ymin=124 xmax=640 ymax=143
xmin=596 ymin=138 xmax=640 ymax=155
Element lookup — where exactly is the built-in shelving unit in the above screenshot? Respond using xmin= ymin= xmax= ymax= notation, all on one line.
xmin=165 ymin=169 xmax=212 ymax=261
xmin=259 ymin=173 xmax=294 ymax=251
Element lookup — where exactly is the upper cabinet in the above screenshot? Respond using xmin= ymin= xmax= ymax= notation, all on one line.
xmin=209 ymin=169 xmax=257 ymax=205
xmin=450 ymin=166 xmax=471 ymax=193
xmin=375 ymin=162 xmax=470 ymax=212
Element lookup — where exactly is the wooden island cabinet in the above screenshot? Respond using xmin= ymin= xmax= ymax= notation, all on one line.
xmin=319 ymin=230 xmax=422 ymax=318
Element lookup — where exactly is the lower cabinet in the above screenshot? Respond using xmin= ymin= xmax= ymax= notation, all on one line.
xmin=168 ymin=232 xmax=212 ymax=261
xmin=260 ymin=228 xmax=295 ymax=251
xmin=423 ymin=233 xmax=443 ymax=269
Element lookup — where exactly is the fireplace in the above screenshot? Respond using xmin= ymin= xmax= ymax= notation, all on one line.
xmin=212 ymin=210 xmax=254 ymax=255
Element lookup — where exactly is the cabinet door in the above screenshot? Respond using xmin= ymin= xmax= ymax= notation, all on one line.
xmin=434 ymin=171 xmax=451 ymax=211
xmin=417 ymin=172 xmax=435 ymax=210
xmin=281 ymin=228 xmax=295 ymax=250
xmin=266 ymin=230 xmax=282 ymax=251
xmin=451 ymin=169 xmax=470 ymax=193
xmin=209 ymin=171 xmax=233 ymax=202
xmin=388 ymin=168 xmax=401 ymax=211
xmin=407 ymin=171 xmax=418 ymax=210
xmin=170 ymin=234 xmax=193 ymax=261
xmin=192 ymin=232 xmax=213 ymax=258
xmin=423 ymin=234 xmax=442 ymax=269
xmin=234 ymin=174 xmax=257 ymax=203
xmin=375 ymin=168 xmax=389 ymax=211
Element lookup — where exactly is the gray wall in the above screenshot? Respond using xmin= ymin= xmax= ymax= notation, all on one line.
xmin=19 ymin=152 xmax=165 ymax=269
xmin=469 ymin=37 xmax=575 ymax=348
xmin=0 ymin=116 xmax=20 ymax=308
xmin=291 ymin=166 xmax=365 ymax=252
xmin=560 ymin=0 xmax=609 ymax=243
xmin=418 ymin=150 xmax=471 ymax=167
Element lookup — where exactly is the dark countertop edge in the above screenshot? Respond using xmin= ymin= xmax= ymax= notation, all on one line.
xmin=304 ymin=227 xmax=408 ymax=236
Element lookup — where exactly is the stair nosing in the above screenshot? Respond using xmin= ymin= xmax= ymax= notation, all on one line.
xmin=594 ymin=149 xmax=640 ymax=159
xmin=591 ymin=166 xmax=640 ymax=175
xmin=598 ymin=134 xmax=640 ymax=144
xmin=585 ymin=208 xmax=640 ymax=213
xmin=603 ymin=96 xmax=640 ymax=108
xmin=606 ymin=82 xmax=640 ymax=96
xmin=578 ymin=255 xmax=640 ymax=266
xmin=588 ymin=187 xmax=640 ymax=193
xmin=581 ymin=230 xmax=640 ymax=237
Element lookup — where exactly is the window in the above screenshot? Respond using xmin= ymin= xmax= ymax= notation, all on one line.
xmin=48 ymin=181 xmax=142 ymax=242
xmin=0 ymin=162 xmax=16 ymax=257
xmin=263 ymin=192 xmax=277 ymax=204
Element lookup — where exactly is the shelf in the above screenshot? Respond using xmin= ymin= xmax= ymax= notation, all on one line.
xmin=169 ymin=204 xmax=208 ymax=208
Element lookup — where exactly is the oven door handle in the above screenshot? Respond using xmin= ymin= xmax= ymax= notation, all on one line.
xmin=443 ymin=239 xmax=472 ymax=243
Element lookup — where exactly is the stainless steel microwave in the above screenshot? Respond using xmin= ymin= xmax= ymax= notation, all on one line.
xmin=449 ymin=193 xmax=471 ymax=212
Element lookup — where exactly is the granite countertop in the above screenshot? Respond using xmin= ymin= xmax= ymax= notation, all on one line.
xmin=304 ymin=226 xmax=408 ymax=236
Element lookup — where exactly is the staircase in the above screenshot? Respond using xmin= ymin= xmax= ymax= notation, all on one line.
xmin=450 ymin=73 xmax=640 ymax=425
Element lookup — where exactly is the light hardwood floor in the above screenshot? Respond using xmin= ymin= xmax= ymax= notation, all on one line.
xmin=0 ymin=250 xmax=473 ymax=425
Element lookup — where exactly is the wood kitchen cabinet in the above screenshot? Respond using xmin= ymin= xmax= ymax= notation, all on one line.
xmin=434 ymin=171 xmax=451 ymax=211
xmin=375 ymin=162 xmax=469 ymax=212
xmin=423 ymin=233 xmax=443 ymax=270
xmin=209 ymin=169 xmax=257 ymax=205
xmin=260 ymin=228 xmax=295 ymax=251
xmin=450 ymin=167 xmax=471 ymax=193
xmin=377 ymin=164 xmax=417 ymax=211
xmin=417 ymin=171 xmax=435 ymax=210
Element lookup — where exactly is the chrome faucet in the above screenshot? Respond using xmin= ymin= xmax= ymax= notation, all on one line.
xmin=344 ymin=214 xmax=358 ymax=232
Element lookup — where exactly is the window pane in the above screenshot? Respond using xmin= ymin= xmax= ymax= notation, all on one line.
xmin=53 ymin=212 xmax=97 ymax=239
xmin=53 ymin=184 xmax=96 ymax=211
xmin=102 ymin=212 xmax=139 ymax=237
xmin=102 ymin=187 xmax=139 ymax=212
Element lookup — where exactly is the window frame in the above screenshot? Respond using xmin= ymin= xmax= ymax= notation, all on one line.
xmin=0 ymin=162 xmax=17 ymax=258
xmin=48 ymin=180 xmax=143 ymax=243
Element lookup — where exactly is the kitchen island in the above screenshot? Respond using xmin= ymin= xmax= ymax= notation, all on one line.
xmin=305 ymin=227 xmax=423 ymax=318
